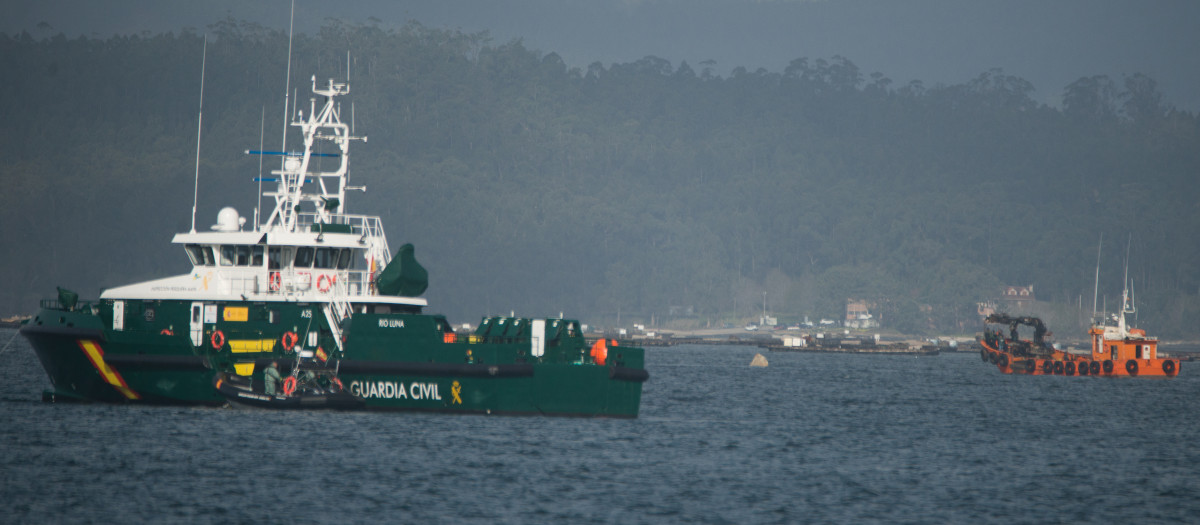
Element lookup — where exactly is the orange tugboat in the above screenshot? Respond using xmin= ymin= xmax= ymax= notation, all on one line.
xmin=978 ymin=285 xmax=1179 ymax=378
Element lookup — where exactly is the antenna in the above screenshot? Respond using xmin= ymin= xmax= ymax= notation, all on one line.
xmin=189 ymin=35 xmax=208 ymax=233
xmin=1091 ymin=232 xmax=1102 ymax=320
xmin=280 ymin=0 xmax=295 ymax=170
xmin=254 ymin=106 xmax=265 ymax=231
xmin=1123 ymin=233 xmax=1133 ymax=314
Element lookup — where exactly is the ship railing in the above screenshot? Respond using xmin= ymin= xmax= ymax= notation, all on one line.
xmin=38 ymin=299 xmax=94 ymax=312
xmin=262 ymin=269 xmax=378 ymax=299
xmin=293 ymin=212 xmax=392 ymax=264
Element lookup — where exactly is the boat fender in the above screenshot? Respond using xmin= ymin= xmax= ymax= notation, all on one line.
xmin=1078 ymin=361 xmax=1089 ymax=375
xmin=282 ymin=376 xmax=297 ymax=396
xmin=1103 ymin=360 xmax=1114 ymax=374
xmin=1024 ymin=359 xmax=1036 ymax=373
xmin=1163 ymin=360 xmax=1177 ymax=375
xmin=1053 ymin=361 xmax=1064 ymax=375
xmin=211 ymin=330 xmax=225 ymax=350
xmin=998 ymin=354 xmax=1008 ymax=368
xmin=1090 ymin=361 xmax=1101 ymax=375
xmin=980 ymin=348 xmax=988 ymax=362
xmin=1042 ymin=360 xmax=1053 ymax=374
xmin=281 ymin=331 xmax=299 ymax=352
xmin=1064 ymin=361 xmax=1075 ymax=375
xmin=609 ymin=366 xmax=650 ymax=383
xmin=1125 ymin=360 xmax=1139 ymax=376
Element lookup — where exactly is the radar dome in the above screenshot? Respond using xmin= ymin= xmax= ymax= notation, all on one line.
xmin=211 ymin=207 xmax=245 ymax=232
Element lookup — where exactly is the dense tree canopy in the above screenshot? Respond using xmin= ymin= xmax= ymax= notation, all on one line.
xmin=2 ymin=20 xmax=1198 ymax=337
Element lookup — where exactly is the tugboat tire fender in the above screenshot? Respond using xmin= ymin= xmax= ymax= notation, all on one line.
xmin=211 ymin=330 xmax=225 ymax=349
xmin=1090 ymin=361 xmax=1101 ymax=375
xmin=1163 ymin=360 xmax=1176 ymax=375
xmin=1053 ymin=361 xmax=1064 ymax=375
xmin=1064 ymin=361 xmax=1075 ymax=376
xmin=1126 ymin=360 xmax=1138 ymax=375
xmin=610 ymin=366 xmax=650 ymax=383
xmin=1042 ymin=360 xmax=1053 ymax=374
xmin=1103 ymin=360 xmax=1114 ymax=374
xmin=1078 ymin=361 xmax=1089 ymax=375
xmin=1025 ymin=359 xmax=1036 ymax=373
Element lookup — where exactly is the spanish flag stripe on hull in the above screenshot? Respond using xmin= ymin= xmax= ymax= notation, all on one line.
xmin=77 ymin=340 xmax=141 ymax=400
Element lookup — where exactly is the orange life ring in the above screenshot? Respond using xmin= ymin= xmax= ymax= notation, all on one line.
xmin=282 ymin=376 xmax=297 ymax=396
xmin=331 ymin=377 xmax=344 ymax=392
xmin=269 ymin=271 xmax=282 ymax=291
xmin=210 ymin=330 xmax=225 ymax=349
xmin=160 ymin=328 xmax=173 ymax=336
xmin=281 ymin=331 xmax=299 ymax=352
xmin=317 ymin=274 xmax=334 ymax=293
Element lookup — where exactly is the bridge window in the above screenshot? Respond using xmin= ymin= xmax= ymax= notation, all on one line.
xmin=185 ymin=244 xmax=215 ymax=266
xmin=252 ymin=246 xmax=264 ymax=267
xmin=337 ymin=248 xmax=353 ymax=270
xmin=294 ymin=247 xmax=315 ymax=268
xmin=236 ymin=246 xmax=251 ymax=266
xmin=314 ymin=248 xmax=337 ymax=269
xmin=268 ymin=247 xmax=283 ymax=269
xmin=220 ymin=246 xmax=236 ymax=266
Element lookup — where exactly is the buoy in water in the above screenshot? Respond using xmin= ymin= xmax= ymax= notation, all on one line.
xmin=750 ymin=353 xmax=769 ymax=367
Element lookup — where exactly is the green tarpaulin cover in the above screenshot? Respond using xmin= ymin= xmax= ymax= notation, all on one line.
xmin=375 ymin=244 xmax=428 ymax=297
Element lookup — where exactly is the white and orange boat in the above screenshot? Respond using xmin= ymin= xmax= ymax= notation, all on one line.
xmin=978 ymin=285 xmax=1179 ymax=378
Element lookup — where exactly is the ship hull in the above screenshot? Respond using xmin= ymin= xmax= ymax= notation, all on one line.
xmin=979 ymin=341 xmax=1179 ymax=378
xmin=21 ymin=302 xmax=647 ymax=417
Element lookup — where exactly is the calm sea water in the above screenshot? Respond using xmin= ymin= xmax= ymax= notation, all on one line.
xmin=2 ymin=326 xmax=1198 ymax=524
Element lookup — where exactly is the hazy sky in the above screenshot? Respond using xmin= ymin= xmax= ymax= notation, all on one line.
xmin=5 ymin=0 xmax=1199 ymax=111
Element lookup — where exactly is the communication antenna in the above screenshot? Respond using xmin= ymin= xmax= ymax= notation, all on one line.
xmin=280 ymin=0 xmax=295 ymax=167
xmin=254 ymin=105 xmax=265 ymax=231
xmin=189 ymin=35 xmax=208 ymax=233
xmin=1091 ymin=232 xmax=1102 ymax=320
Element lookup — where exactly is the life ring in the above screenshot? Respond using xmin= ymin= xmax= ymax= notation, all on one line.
xmin=1103 ymin=360 xmax=1114 ymax=374
xmin=1053 ymin=361 xmax=1064 ymax=375
xmin=1024 ymin=359 xmax=1036 ymax=373
xmin=281 ymin=331 xmax=299 ymax=352
xmin=282 ymin=376 xmax=297 ymax=396
xmin=1163 ymin=360 xmax=1177 ymax=375
xmin=317 ymin=274 xmax=334 ymax=293
xmin=210 ymin=330 xmax=225 ymax=349
xmin=1125 ymin=360 xmax=1139 ymax=375
xmin=269 ymin=271 xmax=282 ymax=291
xmin=160 ymin=328 xmax=173 ymax=336
xmin=331 ymin=377 xmax=344 ymax=392
xmin=1090 ymin=361 xmax=1101 ymax=375
xmin=1064 ymin=361 xmax=1075 ymax=376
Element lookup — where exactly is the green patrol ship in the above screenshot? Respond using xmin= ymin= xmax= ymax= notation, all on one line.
xmin=20 ymin=74 xmax=647 ymax=417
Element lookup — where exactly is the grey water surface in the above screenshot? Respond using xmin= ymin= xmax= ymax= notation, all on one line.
xmin=2 ymin=327 xmax=1197 ymax=524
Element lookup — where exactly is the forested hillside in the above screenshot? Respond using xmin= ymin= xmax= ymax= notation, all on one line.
xmin=2 ymin=19 xmax=1198 ymax=337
